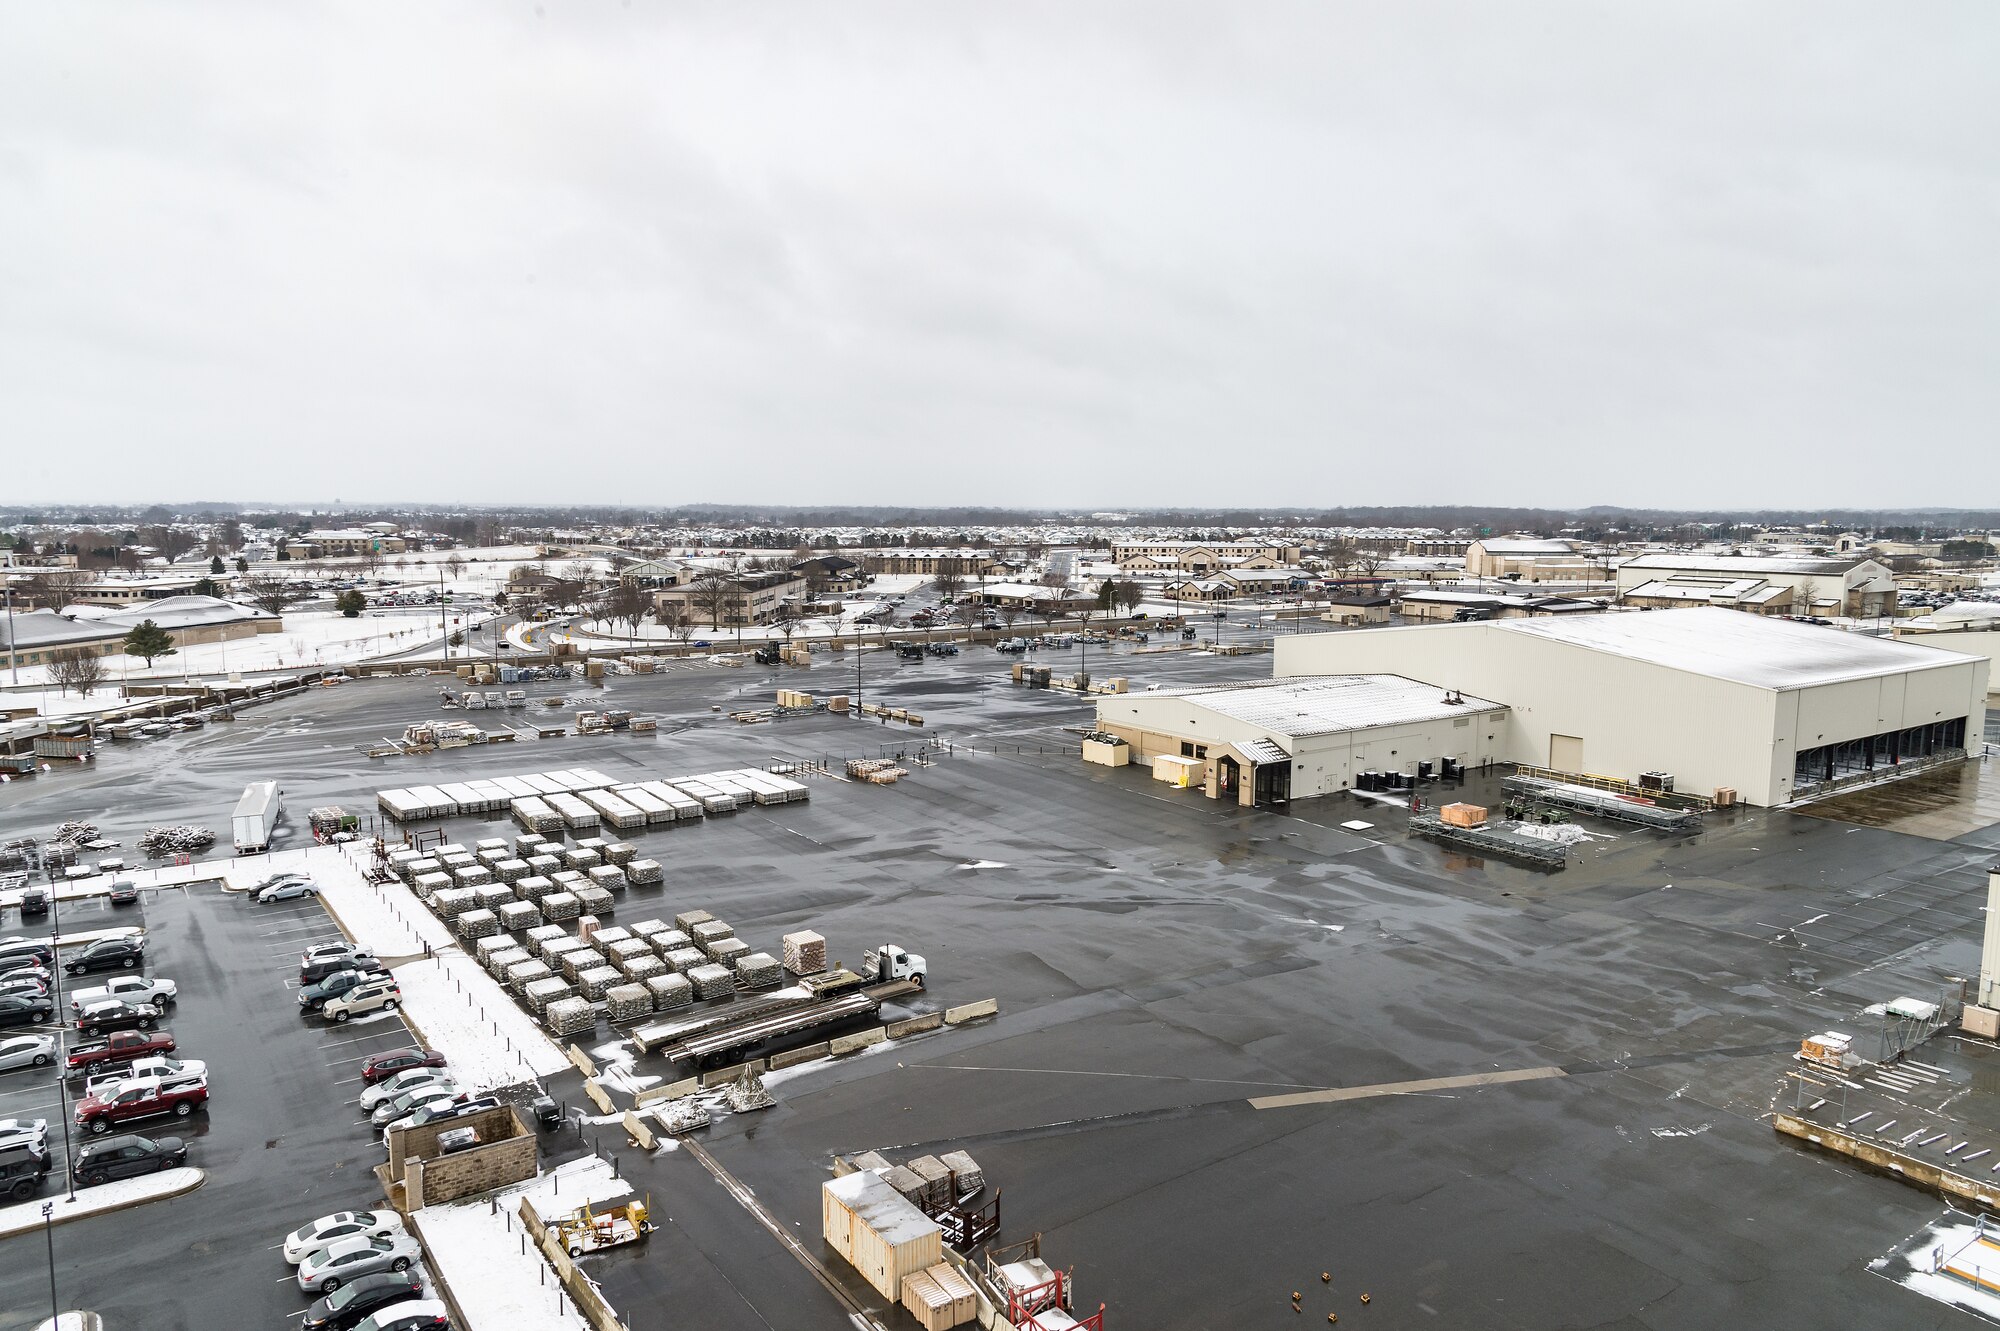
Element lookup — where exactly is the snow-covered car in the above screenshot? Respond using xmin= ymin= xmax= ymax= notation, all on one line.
xmin=295 ymin=1233 xmax=422 ymax=1293
xmin=282 ymin=1209 xmax=407 ymax=1265
xmin=0 ymin=1118 xmax=49 ymax=1153
xmin=359 ymin=1069 xmax=456 ymax=1115
xmin=70 ymin=975 xmax=178 ymax=1014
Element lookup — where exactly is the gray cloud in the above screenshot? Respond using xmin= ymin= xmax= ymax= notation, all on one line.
xmin=2 ymin=2 xmax=1994 ymax=507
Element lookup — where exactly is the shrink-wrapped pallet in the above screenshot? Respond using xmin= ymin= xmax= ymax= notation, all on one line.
xmin=560 ymin=947 xmax=606 ymax=983
xmin=734 ymin=951 xmax=781 ymax=988
xmin=544 ymin=996 xmax=596 ymax=1037
xmin=497 ymin=900 xmax=540 ymax=933
xmin=542 ymin=891 xmax=582 ymax=922
xmin=588 ymin=864 xmax=627 ymax=894
xmin=485 ymin=946 xmax=530 ymax=980
xmin=782 ymin=931 xmax=826 ymax=975
xmin=691 ymin=919 xmax=735 ymax=951
xmin=575 ymin=886 xmax=615 ymax=917
xmin=629 ymin=917 xmax=672 ymax=944
xmin=673 ymin=908 xmax=714 ymax=933
xmin=623 ymin=954 xmax=667 ymax=984
xmin=686 ymin=962 xmax=735 ymax=1000
xmin=603 ymin=841 xmax=637 ymax=865
xmin=523 ymin=975 xmax=572 ymax=1013
xmin=662 ymin=947 xmax=705 ymax=974
xmin=506 ymin=958 xmax=554 ymax=992
xmin=644 ymin=972 xmax=692 ymax=1011
xmin=576 ymin=965 xmax=622 ymax=1001
xmin=707 ymin=937 xmax=751 ymax=970
xmin=625 ymin=859 xmax=662 ymax=886
xmin=605 ymin=982 xmax=653 ymax=1022
xmin=608 ymin=938 xmax=653 ymax=974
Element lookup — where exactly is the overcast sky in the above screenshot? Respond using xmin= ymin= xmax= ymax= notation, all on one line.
xmin=3 ymin=3 xmax=1994 ymax=510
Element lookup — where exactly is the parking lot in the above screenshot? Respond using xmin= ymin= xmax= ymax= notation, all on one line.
xmin=0 ymin=879 xmax=453 ymax=1331
xmin=0 ymin=648 xmax=1995 ymax=1330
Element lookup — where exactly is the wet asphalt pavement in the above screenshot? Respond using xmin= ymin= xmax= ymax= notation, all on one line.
xmin=0 ymin=642 xmax=1997 ymax=1329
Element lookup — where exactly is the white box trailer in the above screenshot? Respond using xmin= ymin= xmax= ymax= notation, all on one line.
xmin=233 ymin=781 xmax=284 ymax=854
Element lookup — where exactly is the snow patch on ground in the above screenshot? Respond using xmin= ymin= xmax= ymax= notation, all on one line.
xmin=954 ymin=860 xmax=1010 ymax=871
xmin=311 ymin=846 xmax=457 ymax=954
xmin=1872 ymin=1212 xmax=2000 ymax=1325
xmin=1650 ymin=1122 xmax=1712 ymax=1138
xmin=414 ymin=1156 xmax=631 ymax=1331
xmin=0 ymin=1167 xmax=204 ymax=1239
xmin=390 ymin=953 xmax=570 ymax=1086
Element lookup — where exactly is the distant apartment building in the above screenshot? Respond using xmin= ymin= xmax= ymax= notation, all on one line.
xmin=1462 ymin=538 xmax=1582 ymax=578
xmin=1112 ymin=541 xmax=1302 ymax=572
xmin=282 ymin=529 xmax=407 ymax=559
xmin=857 ymin=549 xmax=1005 ymax=576
xmin=651 ymin=568 xmax=807 ymax=626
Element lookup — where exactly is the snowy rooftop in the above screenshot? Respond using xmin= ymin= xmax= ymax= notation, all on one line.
xmin=1620 ymin=552 xmax=1871 ymax=576
xmin=824 ymin=1169 xmax=942 ymax=1245
xmin=1491 ymin=606 xmax=1981 ymax=689
xmin=1475 ymin=538 xmax=1575 ymax=554
xmin=1142 ymin=673 xmax=1506 ymax=737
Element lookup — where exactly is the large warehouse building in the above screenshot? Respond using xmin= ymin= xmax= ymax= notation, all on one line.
xmin=1260 ymin=608 xmax=1987 ymax=807
xmin=1094 ymin=675 xmax=1511 ymax=806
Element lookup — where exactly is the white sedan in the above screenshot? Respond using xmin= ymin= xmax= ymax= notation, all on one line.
xmin=282 ymin=1210 xmax=406 ymax=1265
xmin=296 ymin=1232 xmax=422 ymax=1293
xmin=359 ymin=1069 xmax=456 ymax=1115
xmin=0 ymin=1035 xmax=55 ymax=1074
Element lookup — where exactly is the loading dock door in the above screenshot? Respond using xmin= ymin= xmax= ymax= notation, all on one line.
xmin=1550 ymin=734 xmax=1584 ymax=773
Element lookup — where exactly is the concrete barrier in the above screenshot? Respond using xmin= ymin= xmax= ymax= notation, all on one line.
xmin=568 ymin=1043 xmax=597 ymax=1077
xmin=583 ymin=1079 xmax=615 ymax=1114
xmin=886 ymin=1012 xmax=943 ymax=1039
xmin=1776 ymin=1112 xmax=2000 ymax=1211
xmin=700 ymin=1059 xmax=764 ymax=1087
xmin=944 ymin=998 xmax=999 ymax=1025
xmin=829 ymin=1027 xmax=886 ymax=1057
xmin=766 ymin=1041 xmax=829 ymax=1070
xmin=621 ymin=1112 xmax=656 ymax=1150
xmin=634 ymin=1076 xmax=699 ymax=1107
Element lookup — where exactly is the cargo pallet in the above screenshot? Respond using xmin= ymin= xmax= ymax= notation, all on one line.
xmin=1408 ymin=813 xmax=1569 ymax=871
xmin=1501 ymin=776 xmax=1703 ymax=831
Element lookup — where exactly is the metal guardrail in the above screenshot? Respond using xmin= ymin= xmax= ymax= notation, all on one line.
xmin=1792 ymin=747 xmax=1969 ymax=803
xmin=1409 ymin=813 xmax=1570 ymax=871
xmin=1509 ymin=763 xmax=1715 ymax=812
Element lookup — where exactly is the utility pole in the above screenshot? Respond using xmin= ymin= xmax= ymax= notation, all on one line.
xmin=438 ymin=567 xmax=449 ymax=662
xmin=43 ymin=1203 xmax=58 ymax=1325
xmin=4 ymin=577 xmax=16 ymax=686
xmin=50 ymin=885 xmax=75 ymax=1201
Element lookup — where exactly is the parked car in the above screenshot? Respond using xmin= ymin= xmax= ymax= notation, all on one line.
xmin=321 ymin=977 xmax=401 ymax=1023
xmin=283 ymin=1210 xmax=406 ymax=1264
xmin=0 ymin=976 xmax=47 ymax=1002
xmin=0 ymin=963 xmax=51 ymax=988
xmin=0 ymin=993 xmax=53 ymax=1028
xmin=400 ymin=1095 xmax=498 ymax=1134
xmin=74 ymin=1072 xmax=207 ymax=1135
xmin=301 ymin=1272 xmax=427 ymax=1331
xmin=0 ymin=939 xmax=54 ymax=970
xmin=303 ymin=942 xmax=370 ymax=969
xmin=353 ymin=1299 xmax=450 ymax=1331
xmin=106 ymin=880 xmax=140 ymax=906
xmin=300 ymin=969 xmax=384 ymax=1013
xmin=70 ymin=1133 xmax=185 ymax=1187
xmin=0 ymin=1035 xmax=55 ymax=1073
xmin=0 ymin=1142 xmax=50 ymax=1200
xmin=360 ymin=1047 xmax=446 ymax=1086
xmin=371 ymin=1087 xmax=460 ymax=1130
xmin=295 ymin=1233 xmax=423 ymax=1294
xmin=19 ymin=888 xmax=50 ymax=917
xmin=0 ymin=1119 xmax=48 ymax=1153
xmin=63 ymin=936 xmax=145 ymax=976
xmin=64 ymin=1028 xmax=175 ymax=1076
xmin=75 ymin=1000 xmax=163 ymax=1035
xmin=360 ymin=1069 xmax=455 ymax=1114
xmin=248 ymin=871 xmax=310 ymax=895
xmin=301 ymin=954 xmax=382 ymax=987
xmin=83 ymin=1056 xmax=207 ymax=1100
xmin=258 ymin=879 xmax=320 ymax=904
xmin=70 ymin=975 xmax=177 ymax=1013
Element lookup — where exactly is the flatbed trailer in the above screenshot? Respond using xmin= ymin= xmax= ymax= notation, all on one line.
xmin=631 ymin=989 xmax=820 ymax=1055
xmin=656 ymin=979 xmax=922 ymax=1068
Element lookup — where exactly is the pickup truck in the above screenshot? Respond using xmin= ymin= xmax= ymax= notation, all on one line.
xmin=74 ymin=1072 xmax=208 ymax=1135
xmin=70 ymin=976 xmax=177 ymax=1015
xmin=64 ymin=1029 xmax=175 ymax=1077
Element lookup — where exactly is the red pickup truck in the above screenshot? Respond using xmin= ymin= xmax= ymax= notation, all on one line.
xmin=74 ymin=1071 xmax=207 ymax=1135
xmin=64 ymin=1029 xmax=176 ymax=1076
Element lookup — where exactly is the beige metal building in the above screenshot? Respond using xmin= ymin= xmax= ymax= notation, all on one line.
xmin=1615 ymin=553 xmax=1896 ymax=617
xmin=1272 ymin=608 xmax=1988 ymax=806
xmin=1093 ymin=674 xmax=1510 ymax=806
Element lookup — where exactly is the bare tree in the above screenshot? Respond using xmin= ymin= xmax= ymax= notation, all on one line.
xmin=1117 ymin=578 xmax=1145 ymax=616
xmin=933 ymin=566 xmax=965 ymax=599
xmin=603 ymin=582 xmax=650 ymax=640
xmin=140 ymin=524 xmax=200 ymax=564
xmin=1326 ymin=538 xmax=1359 ymax=576
xmin=998 ymin=604 xmax=1021 ymax=636
xmin=1355 ymin=551 xmax=1385 ymax=581
xmin=242 ymin=574 xmax=308 ymax=617
xmin=690 ymin=569 xmax=738 ymax=630
xmin=658 ymin=605 xmax=695 ymax=648
xmin=47 ymin=647 xmax=107 ymax=698
xmin=24 ymin=569 xmax=91 ymax=610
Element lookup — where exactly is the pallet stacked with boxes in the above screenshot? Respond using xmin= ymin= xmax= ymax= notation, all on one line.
xmin=783 ymin=931 xmax=827 ymax=975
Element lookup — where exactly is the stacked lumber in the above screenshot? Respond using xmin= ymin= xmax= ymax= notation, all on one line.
xmin=605 ymin=983 xmax=652 ymax=1021
xmin=782 ymin=931 xmax=827 ymax=975
xmin=484 ymin=946 xmax=530 ymax=980
xmin=626 ymin=859 xmax=663 ymax=885
xmin=575 ymin=886 xmax=615 ymax=917
xmin=542 ymin=891 xmax=582 ymax=922
xmin=708 ymin=938 xmax=751 ymax=970
xmin=559 ymin=948 xmax=606 ymax=983
xmin=645 ymin=973 xmax=692 ymax=1011
xmin=544 ymin=996 xmax=595 ymax=1036
xmin=735 ymin=952 xmax=781 ymax=988
xmin=686 ymin=962 xmax=735 ymax=1000
xmin=603 ymin=842 xmax=637 ymax=865
xmin=506 ymin=959 xmax=553 ymax=993
xmin=623 ymin=955 xmax=667 ymax=985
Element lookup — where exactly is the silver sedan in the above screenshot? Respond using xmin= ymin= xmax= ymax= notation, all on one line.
xmin=0 ymin=1034 xmax=55 ymax=1073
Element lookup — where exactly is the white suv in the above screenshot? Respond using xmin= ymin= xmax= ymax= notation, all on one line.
xmin=321 ymin=977 xmax=401 ymax=1023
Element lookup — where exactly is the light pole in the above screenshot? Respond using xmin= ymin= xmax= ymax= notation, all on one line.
xmin=50 ymin=883 xmax=76 ymax=1201
xmin=43 ymin=1201 xmax=58 ymax=1325
xmin=4 ymin=577 xmax=17 ymax=686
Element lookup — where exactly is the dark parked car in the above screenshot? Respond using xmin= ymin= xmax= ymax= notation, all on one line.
xmin=74 ymin=1000 xmax=162 ymax=1034
xmin=360 ymin=1047 xmax=448 ymax=1086
xmin=19 ymin=888 xmax=50 ymax=917
xmin=0 ymin=993 xmax=53 ymax=1028
xmin=63 ymin=936 xmax=145 ymax=976
xmin=0 ymin=1144 xmax=51 ymax=1201
xmin=107 ymin=881 xmax=140 ymax=907
xmin=302 ymin=1272 xmax=428 ymax=1331
xmin=0 ymin=940 xmax=54 ymax=971
xmin=70 ymin=1133 xmax=185 ymax=1187
xmin=301 ymin=954 xmax=382 ymax=987
xmin=299 ymin=969 xmax=382 ymax=1012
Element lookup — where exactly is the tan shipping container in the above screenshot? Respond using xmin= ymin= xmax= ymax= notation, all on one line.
xmin=822 ymin=1172 xmax=944 ymax=1302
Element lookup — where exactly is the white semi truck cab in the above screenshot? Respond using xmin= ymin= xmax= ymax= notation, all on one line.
xmin=864 ymin=943 xmax=927 ymax=986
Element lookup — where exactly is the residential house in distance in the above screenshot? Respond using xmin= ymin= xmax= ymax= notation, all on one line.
xmin=1112 ymin=541 xmax=1303 ymax=573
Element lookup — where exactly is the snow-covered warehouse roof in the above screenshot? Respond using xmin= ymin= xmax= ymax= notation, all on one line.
xmin=1143 ymin=674 xmax=1506 ymax=738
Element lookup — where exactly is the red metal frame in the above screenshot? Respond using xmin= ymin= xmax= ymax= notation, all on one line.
xmin=1021 ymin=1305 xmax=1105 ymax=1331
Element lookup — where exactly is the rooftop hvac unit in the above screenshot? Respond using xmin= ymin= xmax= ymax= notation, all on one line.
xmin=1638 ymin=771 xmax=1675 ymax=793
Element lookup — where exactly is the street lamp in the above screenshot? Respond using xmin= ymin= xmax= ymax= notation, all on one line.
xmin=1212 ymin=610 xmax=1226 ymax=648
xmin=49 ymin=884 xmax=76 ymax=1201
xmin=43 ymin=1201 xmax=59 ymax=1325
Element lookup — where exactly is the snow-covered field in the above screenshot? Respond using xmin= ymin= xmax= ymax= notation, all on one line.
xmin=413 ymin=1155 xmax=631 ymax=1331
xmin=390 ymin=952 xmax=570 ymax=1086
